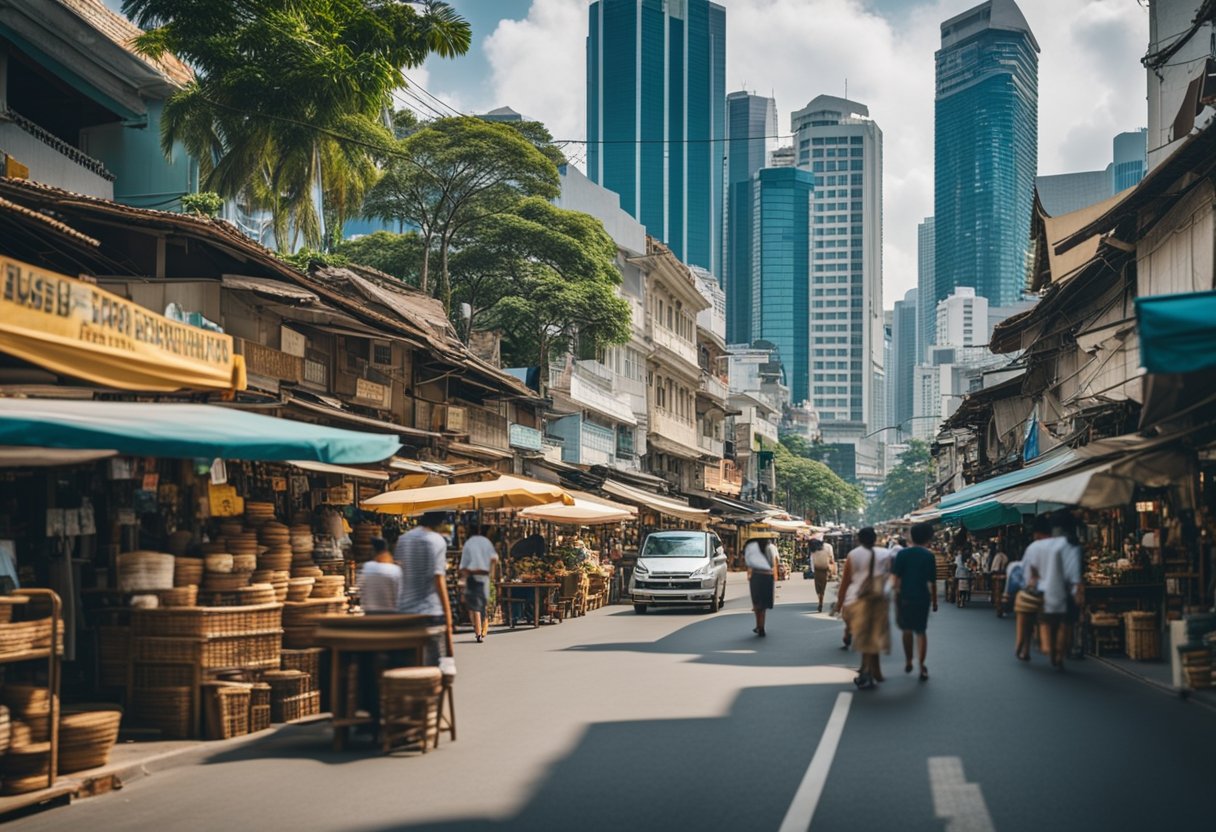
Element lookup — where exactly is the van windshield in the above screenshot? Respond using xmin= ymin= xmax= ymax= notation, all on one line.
xmin=640 ymin=533 xmax=707 ymax=558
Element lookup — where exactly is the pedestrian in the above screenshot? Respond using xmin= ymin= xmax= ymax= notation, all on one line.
xmin=809 ymin=538 xmax=834 ymax=613
xmin=356 ymin=538 xmax=402 ymax=614
xmin=743 ymin=534 xmax=778 ymax=637
xmin=836 ymin=527 xmax=892 ymax=689
xmin=459 ymin=524 xmax=498 ymax=643
xmin=954 ymin=557 xmax=973 ymax=607
xmin=395 ymin=510 xmax=455 ymax=664
xmin=989 ymin=543 xmax=1010 ymax=616
xmin=1011 ymin=514 xmax=1053 ymax=661
xmin=892 ymin=523 xmax=938 ymax=681
xmin=1023 ymin=510 xmax=1083 ymax=669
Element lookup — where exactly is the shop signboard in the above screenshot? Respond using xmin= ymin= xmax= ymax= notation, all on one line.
xmin=208 ymin=483 xmax=245 ymax=517
xmin=240 ymin=340 xmax=303 ymax=383
xmin=354 ymin=377 xmax=391 ymax=409
xmin=0 ymin=255 xmax=246 ymax=392
xmin=324 ymin=483 xmax=355 ymax=505
xmin=280 ymin=326 xmax=306 ymax=357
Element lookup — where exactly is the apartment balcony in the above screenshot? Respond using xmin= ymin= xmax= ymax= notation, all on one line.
xmin=0 ymin=109 xmax=114 ymax=198
xmin=570 ymin=369 xmax=636 ymax=425
xmin=697 ymin=433 xmax=724 ymax=460
xmin=648 ymin=408 xmax=700 ymax=457
xmin=648 ymin=321 xmax=700 ymax=371
xmin=705 ymin=460 xmax=743 ymax=496
xmin=698 ymin=373 xmax=728 ymax=403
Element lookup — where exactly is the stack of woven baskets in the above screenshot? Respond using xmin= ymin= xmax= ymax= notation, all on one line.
xmin=245 ymin=501 xmax=276 ymax=527
xmin=0 ymin=686 xmax=58 ymax=794
xmin=58 ymin=706 xmax=122 ymax=774
xmin=1124 ymin=611 xmax=1160 ymax=661
xmin=201 ymin=682 xmax=251 ymax=740
xmin=281 ymin=598 xmax=347 ymax=648
xmin=263 ymin=670 xmax=320 ymax=722
xmin=350 ymin=523 xmax=382 ymax=563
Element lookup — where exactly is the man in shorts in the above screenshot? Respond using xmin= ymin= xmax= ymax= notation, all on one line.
xmin=891 ymin=522 xmax=939 ymax=681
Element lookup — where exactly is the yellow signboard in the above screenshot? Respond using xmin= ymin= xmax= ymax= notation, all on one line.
xmin=208 ymin=483 xmax=245 ymax=517
xmin=0 ymin=256 xmax=245 ymax=392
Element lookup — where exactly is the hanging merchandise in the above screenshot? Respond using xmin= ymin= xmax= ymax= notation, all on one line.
xmin=208 ymin=483 xmax=244 ymax=517
xmin=210 ymin=458 xmax=228 ymax=485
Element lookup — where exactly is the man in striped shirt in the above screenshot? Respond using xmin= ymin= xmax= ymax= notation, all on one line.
xmin=393 ymin=511 xmax=454 ymax=662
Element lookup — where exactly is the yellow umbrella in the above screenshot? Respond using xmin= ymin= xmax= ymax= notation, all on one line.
xmin=519 ymin=498 xmax=635 ymax=526
xmin=362 ymin=474 xmax=574 ymax=515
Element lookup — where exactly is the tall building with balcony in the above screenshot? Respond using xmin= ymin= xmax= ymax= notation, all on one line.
xmin=933 ymin=0 xmax=1038 ymax=342
xmin=751 ymin=167 xmax=814 ymax=404
xmin=586 ymin=0 xmax=726 ymax=276
xmin=724 ymin=91 xmax=777 ymax=344
xmin=0 ymin=0 xmax=197 ymax=206
xmin=792 ymin=95 xmax=884 ymax=477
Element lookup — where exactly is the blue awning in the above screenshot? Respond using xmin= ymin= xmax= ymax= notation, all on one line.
xmin=937 ymin=449 xmax=1080 ymax=512
xmin=0 ymin=399 xmax=401 ymax=464
xmin=1135 ymin=289 xmax=1216 ymax=374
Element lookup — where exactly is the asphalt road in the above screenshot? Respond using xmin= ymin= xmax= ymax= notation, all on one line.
xmin=12 ymin=577 xmax=1216 ymax=831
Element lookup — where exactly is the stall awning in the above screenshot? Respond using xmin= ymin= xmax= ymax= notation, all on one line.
xmin=389 ymin=458 xmax=453 ymax=476
xmin=1135 ymin=289 xmax=1216 ymax=374
xmin=519 ymin=498 xmax=635 ymax=526
xmin=701 ymin=494 xmax=768 ymax=522
xmin=600 ymin=479 xmax=710 ymax=523
xmin=937 ymin=449 xmax=1081 ymax=511
xmin=363 ymin=475 xmax=572 ymax=515
xmin=289 ymin=460 xmax=390 ymax=482
xmin=0 ymin=447 xmax=117 ymax=468
xmin=0 ymin=399 xmax=401 ymax=464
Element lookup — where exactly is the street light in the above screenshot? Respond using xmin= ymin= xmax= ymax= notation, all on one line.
xmin=861 ymin=416 xmax=942 ymax=441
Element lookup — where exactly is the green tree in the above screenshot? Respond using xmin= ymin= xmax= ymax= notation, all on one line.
xmin=773 ymin=440 xmax=864 ymax=522
xmin=361 ymin=116 xmax=560 ymax=308
xmin=334 ymin=231 xmax=426 ymax=285
xmin=867 ymin=440 xmax=932 ymax=523
xmin=125 ymin=0 xmax=470 ymax=251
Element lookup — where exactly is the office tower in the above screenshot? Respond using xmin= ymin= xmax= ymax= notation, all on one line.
xmin=769 ymin=146 xmax=796 ymax=167
xmin=587 ymin=0 xmax=726 ymax=275
xmin=750 ymin=167 xmax=814 ymax=403
xmin=933 ymin=0 xmax=1038 ymax=341
xmin=724 ymin=91 xmax=777 ymax=344
xmin=891 ymin=288 xmax=918 ymax=431
xmin=792 ymin=95 xmax=883 ymax=432
xmin=1112 ymin=128 xmax=1148 ymax=191
xmin=917 ymin=217 xmax=934 ymax=365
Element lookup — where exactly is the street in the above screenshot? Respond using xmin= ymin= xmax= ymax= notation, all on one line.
xmin=13 ymin=578 xmax=1216 ymax=832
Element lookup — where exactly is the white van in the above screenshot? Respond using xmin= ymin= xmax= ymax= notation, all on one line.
xmin=628 ymin=530 xmax=728 ymax=614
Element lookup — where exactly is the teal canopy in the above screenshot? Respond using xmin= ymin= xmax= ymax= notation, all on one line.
xmin=937 ymin=450 xmax=1079 ymax=512
xmin=1136 ymin=290 xmax=1216 ymax=374
xmin=0 ymin=399 xmax=401 ymax=464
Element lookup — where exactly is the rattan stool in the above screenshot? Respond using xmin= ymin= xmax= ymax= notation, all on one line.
xmin=436 ymin=673 xmax=456 ymax=745
xmin=380 ymin=667 xmax=442 ymax=753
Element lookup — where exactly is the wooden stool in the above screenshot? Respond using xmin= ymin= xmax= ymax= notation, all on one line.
xmin=380 ymin=667 xmax=442 ymax=754
xmin=436 ymin=673 xmax=456 ymax=745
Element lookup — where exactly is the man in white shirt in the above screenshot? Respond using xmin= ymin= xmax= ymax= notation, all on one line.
xmin=394 ymin=511 xmax=454 ymax=663
xmin=459 ymin=525 xmax=498 ymax=643
xmin=356 ymin=538 xmax=402 ymax=614
xmin=1021 ymin=511 xmax=1083 ymax=669
xmin=809 ymin=539 xmax=835 ymax=612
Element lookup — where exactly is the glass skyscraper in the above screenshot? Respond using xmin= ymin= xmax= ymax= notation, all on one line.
xmin=587 ymin=0 xmax=726 ymax=276
xmin=750 ymin=167 xmax=813 ymax=403
xmin=916 ymin=217 xmax=935 ymax=364
xmin=725 ymin=91 xmax=777 ymax=345
xmin=933 ymin=0 xmax=1038 ymax=343
xmin=891 ymin=288 xmax=918 ymax=431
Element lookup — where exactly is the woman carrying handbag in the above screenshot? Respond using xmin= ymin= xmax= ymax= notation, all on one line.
xmin=836 ymin=527 xmax=891 ymax=689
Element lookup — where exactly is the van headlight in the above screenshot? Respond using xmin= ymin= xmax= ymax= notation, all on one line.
xmin=633 ymin=561 xmax=648 ymax=575
xmin=691 ymin=564 xmax=711 ymax=578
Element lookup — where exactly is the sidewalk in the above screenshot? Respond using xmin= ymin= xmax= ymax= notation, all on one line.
xmin=0 ymin=717 xmax=325 ymax=821
xmin=1091 ymin=653 xmax=1216 ymax=711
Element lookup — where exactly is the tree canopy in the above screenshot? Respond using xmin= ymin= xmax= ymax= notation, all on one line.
xmin=866 ymin=440 xmax=932 ymax=524
xmin=773 ymin=438 xmax=865 ymax=522
xmin=125 ymin=0 xmax=470 ymax=250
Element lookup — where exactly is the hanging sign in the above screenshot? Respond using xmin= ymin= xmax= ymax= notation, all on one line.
xmin=208 ymin=483 xmax=245 ymax=517
xmin=324 ymin=484 xmax=355 ymax=505
xmin=271 ymin=476 xmax=288 ymax=492
xmin=0 ymin=255 xmax=245 ymax=392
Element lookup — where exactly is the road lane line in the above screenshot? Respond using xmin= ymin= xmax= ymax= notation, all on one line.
xmin=777 ymin=691 xmax=853 ymax=832
xmin=929 ymin=757 xmax=995 ymax=832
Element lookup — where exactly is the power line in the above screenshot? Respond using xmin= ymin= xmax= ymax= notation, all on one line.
xmin=401 ymin=72 xmax=463 ymax=117
xmin=554 ymin=133 xmax=795 ymax=145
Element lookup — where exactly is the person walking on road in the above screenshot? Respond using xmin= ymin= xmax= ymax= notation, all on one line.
xmin=809 ymin=538 xmax=834 ymax=612
xmin=744 ymin=535 xmax=778 ymax=637
xmin=460 ymin=525 xmax=498 ymax=643
xmin=1011 ymin=514 xmax=1052 ymax=661
xmin=892 ymin=523 xmax=938 ymax=681
xmin=395 ymin=510 xmax=455 ymax=664
xmin=1022 ymin=511 xmax=1083 ymax=669
xmin=356 ymin=538 xmax=403 ymax=614
xmin=836 ymin=527 xmax=892 ymax=689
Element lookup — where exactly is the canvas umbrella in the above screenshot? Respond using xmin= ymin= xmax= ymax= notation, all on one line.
xmin=362 ymin=475 xmax=574 ymax=515
xmin=519 ymin=498 xmax=635 ymax=526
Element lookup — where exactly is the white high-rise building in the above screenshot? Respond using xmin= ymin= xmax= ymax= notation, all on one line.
xmin=792 ymin=95 xmax=884 ymax=481
xmin=935 ymin=287 xmax=990 ymax=348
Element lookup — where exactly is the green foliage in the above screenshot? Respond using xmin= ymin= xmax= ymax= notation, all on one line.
xmin=280 ymin=248 xmax=346 ymax=272
xmin=361 ymin=116 xmax=561 ymax=305
xmin=866 ymin=440 xmax=932 ymax=524
xmin=180 ymin=191 xmax=223 ymax=217
xmin=125 ymin=0 xmax=470 ymax=251
xmin=334 ymin=231 xmax=426 ymax=285
xmin=774 ymin=439 xmax=865 ymax=521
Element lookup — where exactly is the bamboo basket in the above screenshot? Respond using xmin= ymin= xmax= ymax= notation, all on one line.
xmin=203 ymin=683 xmax=251 ymax=740
xmin=174 ymin=558 xmax=205 ymax=587
xmin=0 ymin=704 xmax=9 ymax=755
xmin=263 ymin=670 xmax=310 ymax=698
xmin=1124 ymin=611 xmax=1160 ymax=661
xmin=159 ymin=586 xmax=199 ymax=608
xmin=250 ymin=704 xmax=271 ymax=733
xmin=134 ymin=631 xmax=283 ymax=670
xmin=272 ymin=690 xmax=320 ymax=723
xmin=117 ymin=551 xmax=176 ymax=591
xmin=310 ymin=576 xmax=346 ymax=599
xmin=281 ymin=647 xmax=324 ymax=690
xmin=131 ymin=604 xmax=283 ymax=639
xmin=58 ymin=708 xmax=123 ymax=774
xmin=131 ymin=687 xmax=192 ymax=739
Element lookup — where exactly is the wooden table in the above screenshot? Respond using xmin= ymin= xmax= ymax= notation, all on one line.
xmin=496 ymin=582 xmax=560 ymax=628
xmin=311 ymin=614 xmax=444 ymax=751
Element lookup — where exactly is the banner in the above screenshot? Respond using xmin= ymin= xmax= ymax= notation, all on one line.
xmin=0 ymin=256 xmax=245 ymax=392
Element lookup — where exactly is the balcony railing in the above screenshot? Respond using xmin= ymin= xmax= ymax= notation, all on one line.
xmin=649 ymin=323 xmax=699 ymax=369
xmin=574 ymin=358 xmax=614 ymax=387
xmin=697 ymin=434 xmax=724 ymax=459
xmin=700 ymin=373 xmax=728 ymax=402
xmin=705 ymin=461 xmax=743 ymax=496
xmin=570 ymin=373 xmax=636 ymax=424
xmin=649 ymin=408 xmax=699 ymax=454
xmin=1 ymin=109 xmax=115 ymax=198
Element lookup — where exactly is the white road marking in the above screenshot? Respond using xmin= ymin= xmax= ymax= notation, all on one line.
xmin=929 ymin=757 xmax=996 ymax=832
xmin=777 ymin=691 xmax=853 ymax=832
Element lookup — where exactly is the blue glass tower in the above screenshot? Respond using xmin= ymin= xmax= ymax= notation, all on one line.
xmin=933 ymin=0 xmax=1038 ymax=343
xmin=725 ymin=91 xmax=776 ymax=344
xmin=1111 ymin=128 xmax=1147 ymax=192
xmin=587 ymin=0 xmax=726 ymax=276
xmin=751 ymin=167 xmax=813 ymax=404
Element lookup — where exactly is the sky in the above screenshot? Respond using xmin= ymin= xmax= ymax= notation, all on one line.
xmin=413 ymin=0 xmax=1151 ymax=309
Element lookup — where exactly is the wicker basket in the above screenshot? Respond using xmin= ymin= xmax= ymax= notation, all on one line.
xmin=1 ymin=685 xmax=54 ymax=715
xmin=286 ymin=578 xmax=315 ymax=602
xmin=1 ymin=742 xmax=52 ymax=792
xmin=257 ymin=552 xmax=294 ymax=573
xmin=250 ymin=682 xmax=271 ymax=709
xmin=131 ymin=687 xmax=192 ymax=739
xmin=203 ymin=683 xmax=251 ymax=740
xmin=204 ymin=553 xmax=235 ymax=574
xmin=1124 ymin=611 xmax=1160 ymax=661
xmin=0 ymin=620 xmax=35 ymax=656
xmin=131 ymin=604 xmax=283 ymax=639
xmin=117 ymin=551 xmax=176 ymax=592
xmin=174 ymin=558 xmax=205 ymax=587
xmin=263 ymin=670 xmax=310 ymax=698
xmin=159 ymin=586 xmax=199 ymax=608
xmin=272 ymin=690 xmax=320 ymax=723
xmin=281 ymin=647 xmax=324 ymax=690
xmin=203 ymin=572 xmax=251 ymax=592
xmin=250 ymin=704 xmax=272 ymax=733
xmin=0 ymin=704 xmax=9 ymax=755
xmin=310 ymin=576 xmax=346 ymax=599
xmin=58 ymin=708 xmax=123 ymax=773
xmin=134 ymin=631 xmax=283 ymax=670
xmin=291 ymin=565 xmax=324 ymax=579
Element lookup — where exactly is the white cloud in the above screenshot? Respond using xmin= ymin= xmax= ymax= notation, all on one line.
xmin=483 ymin=0 xmax=1150 ymax=307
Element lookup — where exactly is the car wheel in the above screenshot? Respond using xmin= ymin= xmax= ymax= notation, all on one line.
xmin=633 ymin=604 xmax=648 ymax=614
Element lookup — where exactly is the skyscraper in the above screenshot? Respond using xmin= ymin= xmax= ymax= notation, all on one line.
xmin=933 ymin=0 xmax=1038 ymax=344
xmin=750 ymin=167 xmax=813 ymax=403
xmin=725 ymin=90 xmax=777 ymax=344
xmin=891 ymin=288 xmax=918 ymax=432
xmin=1111 ymin=128 xmax=1148 ymax=192
xmin=917 ymin=217 xmax=935 ymax=364
xmin=586 ymin=0 xmax=726 ymax=275
xmin=792 ymin=95 xmax=883 ymax=432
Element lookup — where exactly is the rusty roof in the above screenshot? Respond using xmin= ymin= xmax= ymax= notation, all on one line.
xmin=57 ymin=0 xmax=194 ymax=87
